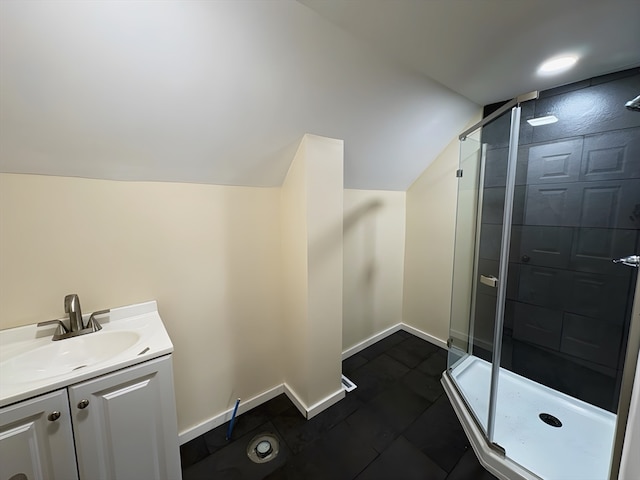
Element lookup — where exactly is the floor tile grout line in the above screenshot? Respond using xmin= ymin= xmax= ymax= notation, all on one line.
xmin=351 ymin=449 xmax=382 ymax=480
xmin=443 ymin=446 xmax=473 ymax=479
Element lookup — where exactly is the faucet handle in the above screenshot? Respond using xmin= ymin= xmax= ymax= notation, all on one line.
xmin=86 ymin=309 xmax=110 ymax=332
xmin=37 ymin=319 xmax=69 ymax=337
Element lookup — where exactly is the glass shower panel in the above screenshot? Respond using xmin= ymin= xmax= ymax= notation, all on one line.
xmin=448 ymin=106 xmax=516 ymax=436
xmin=448 ymin=129 xmax=481 ymax=366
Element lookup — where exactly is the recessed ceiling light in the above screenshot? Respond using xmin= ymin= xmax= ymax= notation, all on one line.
xmin=527 ymin=115 xmax=558 ymax=126
xmin=538 ymin=55 xmax=578 ymax=75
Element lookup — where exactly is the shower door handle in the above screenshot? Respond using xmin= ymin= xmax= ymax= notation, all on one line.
xmin=612 ymin=255 xmax=639 ymax=267
xmin=480 ymin=275 xmax=498 ymax=287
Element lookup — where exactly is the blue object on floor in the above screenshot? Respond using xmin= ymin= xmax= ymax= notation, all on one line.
xmin=226 ymin=398 xmax=241 ymax=440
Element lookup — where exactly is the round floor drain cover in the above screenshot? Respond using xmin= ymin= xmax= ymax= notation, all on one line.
xmin=539 ymin=413 xmax=562 ymax=427
xmin=247 ymin=433 xmax=280 ymax=463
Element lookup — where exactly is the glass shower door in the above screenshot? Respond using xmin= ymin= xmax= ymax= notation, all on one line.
xmin=447 ymin=105 xmax=519 ymax=437
xmin=445 ymin=75 xmax=640 ymax=479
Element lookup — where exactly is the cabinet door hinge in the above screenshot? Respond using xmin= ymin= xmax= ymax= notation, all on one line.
xmin=456 ymin=169 xmax=463 ymax=178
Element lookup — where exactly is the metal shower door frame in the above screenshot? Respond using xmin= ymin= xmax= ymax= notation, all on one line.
xmin=485 ymin=104 xmax=521 ymax=444
xmin=455 ymin=91 xmax=537 ymax=450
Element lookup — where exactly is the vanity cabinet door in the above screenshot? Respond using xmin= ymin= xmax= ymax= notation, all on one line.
xmin=0 ymin=389 xmax=79 ymax=480
xmin=68 ymin=355 xmax=181 ymax=480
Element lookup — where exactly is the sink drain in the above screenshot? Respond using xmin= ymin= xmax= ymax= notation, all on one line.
xmin=539 ymin=413 xmax=562 ymax=427
xmin=247 ymin=433 xmax=280 ymax=464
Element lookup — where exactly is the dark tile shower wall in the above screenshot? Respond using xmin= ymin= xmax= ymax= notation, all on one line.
xmin=475 ymin=68 xmax=640 ymax=412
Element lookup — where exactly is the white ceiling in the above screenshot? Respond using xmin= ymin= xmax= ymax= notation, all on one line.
xmin=1 ymin=1 xmax=638 ymax=191
xmin=301 ymin=0 xmax=640 ymax=106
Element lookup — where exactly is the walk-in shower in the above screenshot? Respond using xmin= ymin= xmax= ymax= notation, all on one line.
xmin=442 ymin=70 xmax=640 ymax=479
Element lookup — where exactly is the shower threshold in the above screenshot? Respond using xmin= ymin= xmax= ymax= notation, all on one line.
xmin=442 ymin=355 xmax=615 ymax=480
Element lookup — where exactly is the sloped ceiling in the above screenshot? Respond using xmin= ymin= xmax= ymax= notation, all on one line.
xmin=300 ymin=0 xmax=640 ymax=106
xmin=1 ymin=1 xmax=638 ymax=191
xmin=0 ymin=0 xmax=476 ymax=190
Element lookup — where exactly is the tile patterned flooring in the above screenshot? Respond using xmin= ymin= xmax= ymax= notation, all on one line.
xmin=181 ymin=331 xmax=498 ymax=479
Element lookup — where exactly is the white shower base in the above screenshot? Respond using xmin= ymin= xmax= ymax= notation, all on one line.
xmin=445 ymin=355 xmax=616 ymax=480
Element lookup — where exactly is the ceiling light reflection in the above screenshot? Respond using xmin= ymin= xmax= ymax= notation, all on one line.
xmin=527 ymin=115 xmax=558 ymax=126
xmin=538 ymin=55 xmax=578 ymax=75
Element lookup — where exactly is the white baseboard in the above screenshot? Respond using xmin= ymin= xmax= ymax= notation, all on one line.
xmin=180 ymin=324 xmax=448 ymax=445
xmin=306 ymin=388 xmax=345 ymax=419
xmin=282 ymin=382 xmax=344 ymax=419
xmin=180 ymin=382 xmax=346 ymax=444
xmin=342 ymin=323 xmax=403 ymax=360
xmin=283 ymin=383 xmax=306 ymax=418
xmin=401 ymin=323 xmax=448 ymax=349
xmin=178 ymin=384 xmax=284 ymax=445
xmin=342 ymin=322 xmax=448 ymax=361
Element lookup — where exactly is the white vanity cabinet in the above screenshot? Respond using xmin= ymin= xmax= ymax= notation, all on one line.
xmin=0 ymin=356 xmax=181 ymax=480
xmin=1 ymin=301 xmax=181 ymax=480
xmin=0 ymin=389 xmax=79 ymax=480
xmin=69 ymin=355 xmax=181 ymax=480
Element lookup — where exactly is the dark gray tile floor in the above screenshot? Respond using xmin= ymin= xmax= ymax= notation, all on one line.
xmin=181 ymin=331 xmax=498 ymax=480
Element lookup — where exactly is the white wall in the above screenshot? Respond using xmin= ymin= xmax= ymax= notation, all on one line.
xmin=0 ymin=173 xmax=283 ymax=435
xmin=343 ymin=189 xmax=406 ymax=351
xmin=305 ymin=135 xmax=344 ymax=407
xmin=0 ymin=122 xmax=479 ymax=439
xmin=281 ymin=134 xmax=344 ymax=414
xmin=0 ymin=134 xmax=345 ymax=434
xmin=402 ymin=112 xmax=481 ymax=343
xmin=402 ymin=135 xmax=461 ymax=342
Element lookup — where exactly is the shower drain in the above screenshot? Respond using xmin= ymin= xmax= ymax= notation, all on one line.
xmin=539 ymin=413 xmax=562 ymax=428
xmin=247 ymin=433 xmax=280 ymax=464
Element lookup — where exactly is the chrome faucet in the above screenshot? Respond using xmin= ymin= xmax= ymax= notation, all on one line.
xmin=65 ymin=293 xmax=84 ymax=332
xmin=38 ymin=294 xmax=109 ymax=341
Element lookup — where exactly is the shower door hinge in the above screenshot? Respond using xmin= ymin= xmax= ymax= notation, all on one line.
xmin=456 ymin=169 xmax=463 ymax=178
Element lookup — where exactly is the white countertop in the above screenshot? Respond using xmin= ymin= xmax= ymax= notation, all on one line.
xmin=0 ymin=301 xmax=174 ymax=408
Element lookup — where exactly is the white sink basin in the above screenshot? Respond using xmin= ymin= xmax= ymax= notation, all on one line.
xmin=0 ymin=331 xmax=141 ymax=384
xmin=0 ymin=301 xmax=174 ymax=407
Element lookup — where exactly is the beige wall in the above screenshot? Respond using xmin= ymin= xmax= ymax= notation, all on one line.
xmin=305 ymin=135 xmax=343 ymax=405
xmin=1 ymin=134 xmax=343 ymax=434
xmin=281 ymin=134 xmax=344 ymax=410
xmin=281 ymin=138 xmax=309 ymax=404
xmin=1 ymin=123 xmax=476 ymax=436
xmin=0 ymin=173 xmax=284 ymax=434
xmin=402 ymin=113 xmax=481 ymax=343
xmin=343 ymin=189 xmax=406 ymax=351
